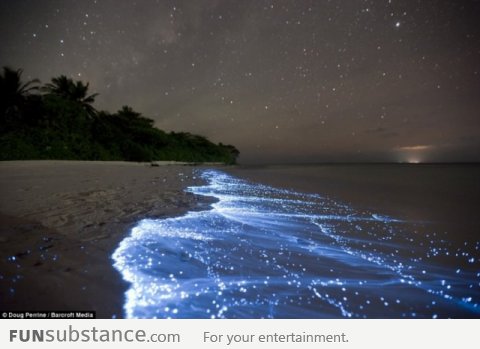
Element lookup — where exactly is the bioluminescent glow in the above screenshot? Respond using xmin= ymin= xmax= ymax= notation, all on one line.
xmin=112 ymin=170 xmax=480 ymax=318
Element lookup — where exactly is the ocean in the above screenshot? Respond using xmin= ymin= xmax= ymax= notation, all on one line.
xmin=112 ymin=164 xmax=480 ymax=318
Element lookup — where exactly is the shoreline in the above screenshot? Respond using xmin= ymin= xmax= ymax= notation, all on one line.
xmin=0 ymin=160 xmax=216 ymax=318
xmin=108 ymin=167 xmax=480 ymax=318
xmin=3 ymin=162 xmax=478 ymax=318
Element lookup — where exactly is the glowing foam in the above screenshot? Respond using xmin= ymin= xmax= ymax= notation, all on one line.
xmin=112 ymin=170 xmax=480 ymax=318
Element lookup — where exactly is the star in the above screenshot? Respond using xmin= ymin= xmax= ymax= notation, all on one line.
xmin=0 ymin=0 xmax=478 ymax=163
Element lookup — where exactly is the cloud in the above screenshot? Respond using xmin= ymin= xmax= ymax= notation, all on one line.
xmin=396 ymin=145 xmax=434 ymax=151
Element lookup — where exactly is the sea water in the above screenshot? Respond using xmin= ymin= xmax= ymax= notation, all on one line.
xmin=112 ymin=169 xmax=480 ymax=318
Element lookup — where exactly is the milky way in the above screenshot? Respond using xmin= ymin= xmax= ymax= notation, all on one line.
xmin=1 ymin=1 xmax=479 ymax=163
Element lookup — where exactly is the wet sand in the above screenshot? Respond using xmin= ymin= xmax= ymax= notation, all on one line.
xmin=0 ymin=161 xmax=213 ymax=318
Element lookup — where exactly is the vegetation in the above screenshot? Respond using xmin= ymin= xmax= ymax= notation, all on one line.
xmin=0 ymin=67 xmax=239 ymax=164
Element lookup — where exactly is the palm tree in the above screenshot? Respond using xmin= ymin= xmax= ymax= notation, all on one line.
xmin=43 ymin=75 xmax=98 ymax=118
xmin=42 ymin=75 xmax=71 ymax=98
xmin=0 ymin=66 xmax=39 ymax=115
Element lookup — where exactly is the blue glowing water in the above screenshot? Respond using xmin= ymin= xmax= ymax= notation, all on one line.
xmin=112 ymin=170 xmax=480 ymax=318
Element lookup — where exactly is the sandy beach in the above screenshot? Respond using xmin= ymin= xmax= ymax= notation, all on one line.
xmin=0 ymin=161 xmax=212 ymax=318
xmin=2 ymin=162 xmax=479 ymax=319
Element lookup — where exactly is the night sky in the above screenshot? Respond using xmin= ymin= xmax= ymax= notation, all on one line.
xmin=1 ymin=0 xmax=479 ymax=163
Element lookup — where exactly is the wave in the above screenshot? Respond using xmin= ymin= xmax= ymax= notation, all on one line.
xmin=112 ymin=170 xmax=480 ymax=318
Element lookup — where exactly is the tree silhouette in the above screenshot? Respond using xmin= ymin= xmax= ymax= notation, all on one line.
xmin=2 ymin=68 xmax=239 ymax=163
xmin=43 ymin=75 xmax=98 ymax=118
xmin=0 ymin=66 xmax=39 ymax=116
xmin=117 ymin=105 xmax=154 ymax=127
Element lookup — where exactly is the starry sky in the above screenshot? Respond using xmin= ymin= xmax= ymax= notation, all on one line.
xmin=1 ymin=0 xmax=479 ymax=163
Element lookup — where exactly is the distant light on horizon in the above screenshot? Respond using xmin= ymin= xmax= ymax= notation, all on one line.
xmin=407 ymin=158 xmax=421 ymax=164
xmin=397 ymin=157 xmax=422 ymax=164
xmin=395 ymin=144 xmax=432 ymax=163
xmin=401 ymin=153 xmax=425 ymax=163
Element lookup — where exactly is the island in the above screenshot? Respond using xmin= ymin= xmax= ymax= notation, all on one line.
xmin=0 ymin=67 xmax=239 ymax=164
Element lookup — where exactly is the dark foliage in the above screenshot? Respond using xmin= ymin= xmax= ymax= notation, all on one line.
xmin=0 ymin=68 xmax=239 ymax=164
